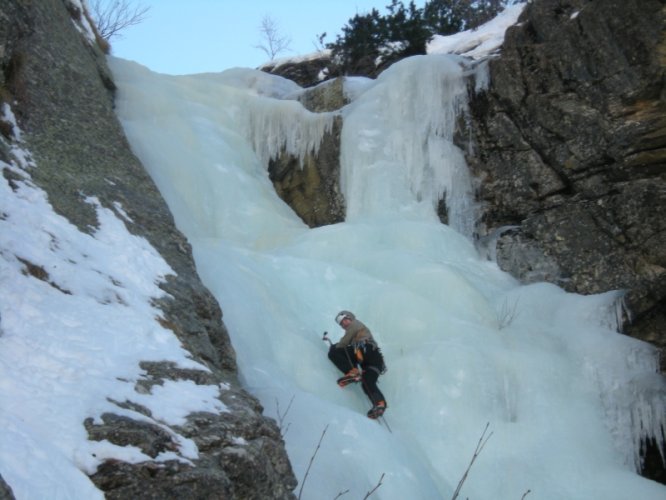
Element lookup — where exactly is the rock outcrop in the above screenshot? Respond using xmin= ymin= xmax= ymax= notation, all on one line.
xmin=0 ymin=475 xmax=14 ymax=500
xmin=261 ymin=52 xmax=333 ymax=88
xmin=463 ymin=0 xmax=666 ymax=370
xmin=1 ymin=0 xmax=296 ymax=497
xmin=267 ymin=78 xmax=347 ymax=227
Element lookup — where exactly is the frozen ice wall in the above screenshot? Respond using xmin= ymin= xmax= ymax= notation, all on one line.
xmin=109 ymin=53 xmax=665 ymax=500
xmin=341 ymin=55 xmax=476 ymax=237
xmin=112 ymin=62 xmax=333 ymax=247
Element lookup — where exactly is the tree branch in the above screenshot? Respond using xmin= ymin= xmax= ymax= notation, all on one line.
xmin=451 ymin=422 xmax=493 ymax=500
xmin=297 ymin=424 xmax=328 ymax=500
xmin=90 ymin=0 xmax=150 ymax=41
xmin=363 ymin=472 xmax=385 ymax=499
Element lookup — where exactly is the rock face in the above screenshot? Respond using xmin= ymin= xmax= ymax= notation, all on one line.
xmin=462 ymin=0 xmax=666 ymax=368
xmin=461 ymin=0 xmax=665 ymax=481
xmin=0 ymin=475 xmax=14 ymax=500
xmin=1 ymin=0 xmax=296 ymax=498
xmin=261 ymin=52 xmax=333 ymax=88
xmin=267 ymin=78 xmax=347 ymax=227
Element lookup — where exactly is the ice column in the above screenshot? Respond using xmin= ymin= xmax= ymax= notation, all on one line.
xmin=340 ymin=54 xmax=476 ymax=235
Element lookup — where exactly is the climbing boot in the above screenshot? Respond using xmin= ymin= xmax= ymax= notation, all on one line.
xmin=367 ymin=401 xmax=387 ymax=419
xmin=337 ymin=368 xmax=361 ymax=387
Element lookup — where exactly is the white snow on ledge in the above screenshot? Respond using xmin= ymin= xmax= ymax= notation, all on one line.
xmin=427 ymin=3 xmax=526 ymax=60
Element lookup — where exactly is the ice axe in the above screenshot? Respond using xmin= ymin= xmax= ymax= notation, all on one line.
xmin=323 ymin=331 xmax=355 ymax=373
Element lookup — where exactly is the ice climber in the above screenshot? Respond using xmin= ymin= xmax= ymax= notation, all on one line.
xmin=328 ymin=310 xmax=387 ymax=419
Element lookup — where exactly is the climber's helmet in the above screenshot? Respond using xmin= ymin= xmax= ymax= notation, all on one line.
xmin=335 ymin=311 xmax=354 ymax=326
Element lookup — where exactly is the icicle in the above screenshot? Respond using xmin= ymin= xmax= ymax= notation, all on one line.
xmin=614 ymin=294 xmax=633 ymax=332
xmin=595 ymin=290 xmax=632 ymax=333
xmin=601 ymin=352 xmax=666 ymax=472
xmin=475 ymin=224 xmax=519 ymax=261
xmin=471 ymin=59 xmax=491 ymax=93
xmin=238 ymin=95 xmax=336 ymax=169
xmin=581 ymin=291 xmax=666 ymax=472
xmin=340 ymin=54 xmax=479 ymax=237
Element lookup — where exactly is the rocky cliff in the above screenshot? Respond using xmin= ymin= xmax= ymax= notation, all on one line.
xmin=0 ymin=0 xmax=296 ymax=498
xmin=464 ymin=0 xmax=665 ymax=480
xmin=464 ymin=0 xmax=666 ymax=371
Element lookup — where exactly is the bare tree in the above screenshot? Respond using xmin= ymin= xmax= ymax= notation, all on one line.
xmin=89 ymin=0 xmax=150 ymax=41
xmin=255 ymin=15 xmax=292 ymax=60
xmin=312 ymin=32 xmax=327 ymax=52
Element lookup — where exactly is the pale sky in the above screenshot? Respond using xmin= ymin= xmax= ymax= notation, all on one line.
xmin=99 ymin=0 xmax=427 ymax=75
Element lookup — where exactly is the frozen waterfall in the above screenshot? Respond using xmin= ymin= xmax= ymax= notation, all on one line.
xmin=109 ymin=54 xmax=666 ymax=500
